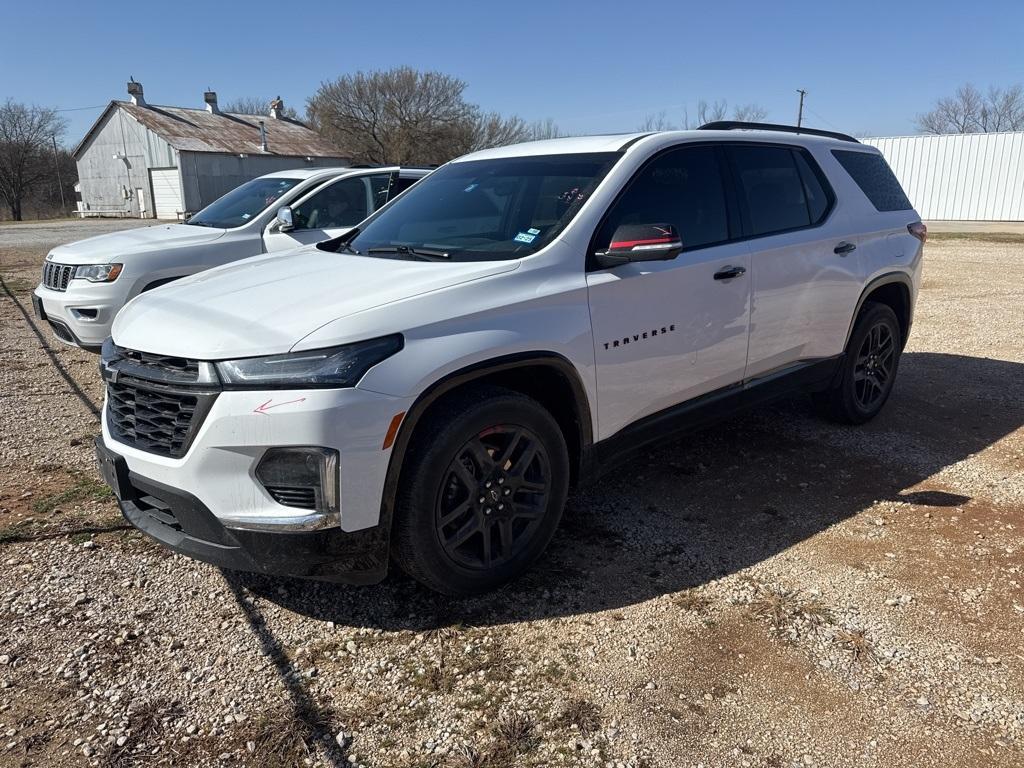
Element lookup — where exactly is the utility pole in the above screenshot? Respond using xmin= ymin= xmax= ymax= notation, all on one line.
xmin=796 ymin=89 xmax=807 ymax=128
xmin=50 ymin=135 xmax=67 ymax=217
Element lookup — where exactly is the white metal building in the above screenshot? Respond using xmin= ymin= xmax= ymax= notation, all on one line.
xmin=862 ymin=131 xmax=1024 ymax=221
xmin=73 ymin=81 xmax=350 ymax=219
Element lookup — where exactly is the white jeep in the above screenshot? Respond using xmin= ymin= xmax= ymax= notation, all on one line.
xmin=94 ymin=123 xmax=924 ymax=595
xmin=32 ymin=166 xmax=428 ymax=349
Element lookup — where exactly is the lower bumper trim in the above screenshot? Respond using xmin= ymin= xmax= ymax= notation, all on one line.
xmin=96 ymin=439 xmax=389 ymax=584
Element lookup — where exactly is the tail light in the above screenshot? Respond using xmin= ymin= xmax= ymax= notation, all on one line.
xmin=908 ymin=221 xmax=927 ymax=243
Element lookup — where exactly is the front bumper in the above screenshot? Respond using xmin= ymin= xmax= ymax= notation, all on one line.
xmin=97 ymin=438 xmax=389 ymax=583
xmin=34 ymin=281 xmax=129 ymax=349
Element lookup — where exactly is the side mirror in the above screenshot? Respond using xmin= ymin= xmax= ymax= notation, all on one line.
xmin=276 ymin=205 xmax=295 ymax=232
xmin=595 ymin=223 xmax=682 ymax=269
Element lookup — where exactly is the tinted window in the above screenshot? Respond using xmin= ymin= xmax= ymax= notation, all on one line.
xmin=348 ymin=153 xmax=619 ymax=262
xmin=731 ymin=146 xmax=810 ymax=236
xmin=596 ymin=146 xmax=728 ymax=252
xmin=794 ymin=151 xmax=831 ymax=223
xmin=293 ymin=175 xmax=379 ymax=230
xmin=187 ymin=177 xmax=300 ymax=229
xmin=832 ymin=150 xmax=912 ymax=212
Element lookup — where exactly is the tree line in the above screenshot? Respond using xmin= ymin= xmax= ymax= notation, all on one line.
xmin=3 ymin=70 xmax=1024 ymax=221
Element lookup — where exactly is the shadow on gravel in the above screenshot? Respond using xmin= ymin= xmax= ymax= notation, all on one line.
xmin=234 ymin=351 xmax=1024 ymax=631
xmin=0 ymin=274 xmax=101 ymax=419
xmin=224 ymin=577 xmax=350 ymax=766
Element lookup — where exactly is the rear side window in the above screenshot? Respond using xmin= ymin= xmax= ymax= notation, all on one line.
xmin=595 ymin=145 xmax=729 ymax=252
xmin=730 ymin=146 xmax=811 ymax=236
xmin=794 ymin=152 xmax=830 ymax=222
xmin=832 ymin=150 xmax=912 ymax=212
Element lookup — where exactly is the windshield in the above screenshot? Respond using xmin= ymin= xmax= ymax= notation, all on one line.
xmin=188 ymin=177 xmax=301 ymax=228
xmin=345 ymin=153 xmax=620 ymax=261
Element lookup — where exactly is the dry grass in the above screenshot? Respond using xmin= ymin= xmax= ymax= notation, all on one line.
xmin=832 ymin=628 xmax=879 ymax=667
xmin=552 ymin=697 xmax=602 ymax=733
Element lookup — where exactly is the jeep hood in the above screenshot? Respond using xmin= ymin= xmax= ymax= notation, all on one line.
xmin=112 ymin=247 xmax=518 ymax=358
xmin=48 ymin=224 xmax=226 ymax=265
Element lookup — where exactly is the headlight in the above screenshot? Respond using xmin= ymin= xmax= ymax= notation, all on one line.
xmin=215 ymin=334 xmax=403 ymax=389
xmin=74 ymin=263 xmax=123 ymax=282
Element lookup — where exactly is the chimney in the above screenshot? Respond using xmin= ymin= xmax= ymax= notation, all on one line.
xmin=269 ymin=96 xmax=284 ymax=120
xmin=127 ymin=78 xmax=145 ymax=106
xmin=204 ymin=90 xmax=219 ymax=114
xmin=258 ymin=120 xmax=268 ymax=153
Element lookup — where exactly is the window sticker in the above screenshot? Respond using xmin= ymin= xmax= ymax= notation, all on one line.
xmin=513 ymin=232 xmax=536 ymax=244
xmin=527 ymin=227 xmax=541 ymax=235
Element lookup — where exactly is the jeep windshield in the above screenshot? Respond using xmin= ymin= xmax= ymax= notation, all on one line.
xmin=187 ymin=177 xmax=301 ymax=229
xmin=339 ymin=153 xmax=620 ymax=262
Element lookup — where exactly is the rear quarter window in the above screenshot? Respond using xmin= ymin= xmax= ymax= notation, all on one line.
xmin=832 ymin=150 xmax=913 ymax=212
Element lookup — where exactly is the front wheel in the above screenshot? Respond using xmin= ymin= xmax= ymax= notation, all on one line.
xmin=815 ymin=302 xmax=902 ymax=424
xmin=391 ymin=385 xmax=569 ymax=596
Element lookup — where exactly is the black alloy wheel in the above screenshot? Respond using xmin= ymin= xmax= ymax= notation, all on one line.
xmin=436 ymin=426 xmax=551 ymax=571
xmin=853 ymin=320 xmax=896 ymax=410
xmin=391 ymin=385 xmax=569 ymax=595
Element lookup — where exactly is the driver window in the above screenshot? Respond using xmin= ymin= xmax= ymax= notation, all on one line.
xmin=595 ymin=146 xmax=729 ymax=253
xmin=292 ymin=177 xmax=370 ymax=230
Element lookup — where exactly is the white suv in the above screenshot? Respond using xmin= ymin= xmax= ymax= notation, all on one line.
xmin=94 ymin=123 xmax=924 ymax=595
xmin=32 ymin=166 xmax=428 ymax=349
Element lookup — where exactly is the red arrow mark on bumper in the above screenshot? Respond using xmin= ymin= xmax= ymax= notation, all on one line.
xmin=253 ymin=397 xmax=307 ymax=414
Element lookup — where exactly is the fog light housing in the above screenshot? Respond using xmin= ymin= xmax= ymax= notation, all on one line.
xmin=256 ymin=447 xmax=339 ymax=517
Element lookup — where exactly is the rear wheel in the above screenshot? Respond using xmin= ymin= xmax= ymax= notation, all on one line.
xmin=815 ymin=302 xmax=902 ymax=424
xmin=391 ymin=386 xmax=569 ymax=595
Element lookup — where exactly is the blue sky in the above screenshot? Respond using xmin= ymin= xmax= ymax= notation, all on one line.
xmin=2 ymin=0 xmax=1022 ymax=148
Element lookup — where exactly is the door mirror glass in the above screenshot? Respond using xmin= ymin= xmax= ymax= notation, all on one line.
xmin=595 ymin=223 xmax=682 ymax=268
xmin=276 ymin=205 xmax=294 ymax=232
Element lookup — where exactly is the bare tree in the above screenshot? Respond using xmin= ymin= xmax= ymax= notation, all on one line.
xmin=528 ymin=118 xmax=565 ymax=140
xmin=639 ymin=111 xmax=675 ymax=131
xmin=696 ymin=99 xmax=728 ymax=125
xmin=639 ymin=100 xmax=768 ymax=131
xmin=223 ymin=96 xmax=300 ymax=120
xmin=0 ymin=100 xmax=68 ymax=220
xmin=732 ymin=103 xmax=769 ymax=122
xmin=307 ymin=67 xmax=530 ymax=165
xmin=916 ymin=83 xmax=1024 ymax=134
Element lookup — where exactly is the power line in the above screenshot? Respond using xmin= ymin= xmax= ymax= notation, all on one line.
xmin=55 ymin=104 xmax=107 ymax=113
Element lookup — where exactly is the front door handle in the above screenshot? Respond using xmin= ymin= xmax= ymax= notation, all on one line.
xmin=834 ymin=241 xmax=857 ymax=255
xmin=713 ymin=265 xmax=747 ymax=280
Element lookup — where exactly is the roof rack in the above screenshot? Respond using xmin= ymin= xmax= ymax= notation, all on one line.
xmin=698 ymin=121 xmax=860 ymax=144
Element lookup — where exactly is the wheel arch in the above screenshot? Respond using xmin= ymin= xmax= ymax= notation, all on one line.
xmin=846 ymin=272 xmax=913 ymax=349
xmin=375 ymin=352 xmax=594 ymax=546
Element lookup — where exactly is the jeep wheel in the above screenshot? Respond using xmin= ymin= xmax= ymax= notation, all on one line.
xmin=392 ymin=385 xmax=569 ymax=595
xmin=815 ymin=301 xmax=902 ymax=424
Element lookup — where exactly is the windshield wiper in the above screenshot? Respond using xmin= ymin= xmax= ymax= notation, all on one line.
xmin=367 ymin=245 xmax=451 ymax=261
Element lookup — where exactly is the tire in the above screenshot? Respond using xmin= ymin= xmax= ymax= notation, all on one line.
xmin=814 ymin=301 xmax=902 ymax=424
xmin=391 ymin=385 xmax=570 ymax=596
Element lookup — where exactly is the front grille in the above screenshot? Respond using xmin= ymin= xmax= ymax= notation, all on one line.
xmin=43 ymin=262 xmax=74 ymax=291
xmin=107 ymin=380 xmax=201 ymax=458
xmin=265 ymin=486 xmax=317 ymax=510
xmin=116 ymin=345 xmax=200 ymax=384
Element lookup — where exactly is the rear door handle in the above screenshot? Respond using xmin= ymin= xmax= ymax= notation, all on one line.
xmin=834 ymin=241 xmax=857 ymax=255
xmin=713 ymin=265 xmax=747 ymax=280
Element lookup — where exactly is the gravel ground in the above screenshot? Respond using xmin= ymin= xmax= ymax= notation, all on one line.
xmin=0 ymin=219 xmax=152 ymax=250
xmin=0 ymin=224 xmax=1022 ymax=768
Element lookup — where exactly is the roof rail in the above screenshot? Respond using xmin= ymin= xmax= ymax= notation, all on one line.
xmin=698 ymin=121 xmax=860 ymax=144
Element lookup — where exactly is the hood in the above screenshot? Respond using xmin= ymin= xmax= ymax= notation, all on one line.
xmin=48 ymin=224 xmax=225 ymax=265
xmin=112 ymin=246 xmax=519 ymax=359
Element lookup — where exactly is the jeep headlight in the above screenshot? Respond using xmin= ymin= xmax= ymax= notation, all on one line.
xmin=215 ymin=334 xmax=403 ymax=389
xmin=74 ymin=263 xmax=123 ymax=282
